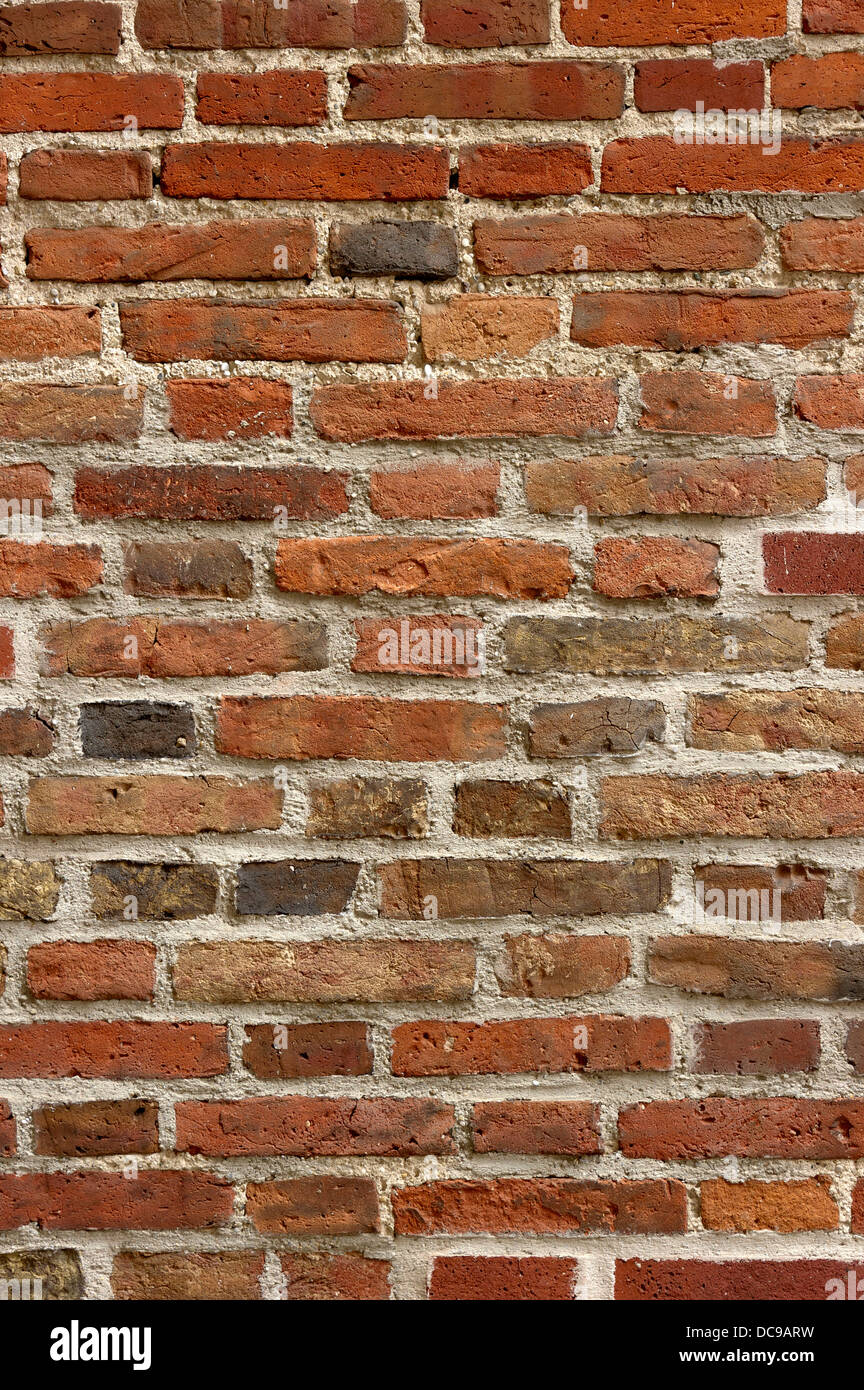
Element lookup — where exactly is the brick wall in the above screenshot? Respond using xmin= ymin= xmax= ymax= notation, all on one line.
xmin=0 ymin=0 xmax=862 ymax=1302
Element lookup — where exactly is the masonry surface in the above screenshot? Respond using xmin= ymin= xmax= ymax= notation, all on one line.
xmin=0 ymin=0 xmax=864 ymax=1303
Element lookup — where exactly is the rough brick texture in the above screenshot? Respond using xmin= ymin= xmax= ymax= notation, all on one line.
xmin=0 ymin=0 xmax=861 ymax=1307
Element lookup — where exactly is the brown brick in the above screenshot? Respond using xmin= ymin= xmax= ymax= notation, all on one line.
xmin=176 ymin=1096 xmax=455 ymax=1156
xmin=32 ymin=1100 xmax=158 ymax=1157
xmin=174 ymin=938 xmax=474 ymax=1003
xmin=471 ymin=1101 xmax=602 ymax=1155
xmin=306 ymin=776 xmax=429 ymax=839
xmin=394 ymin=1178 xmax=687 ymax=1235
xmin=112 ymin=1251 xmax=264 ymax=1301
xmin=453 ymin=779 xmax=571 ymax=838
xmin=701 ymin=1178 xmax=837 ymax=1232
xmin=693 ymin=1020 xmax=821 ymax=1075
xmin=429 ymin=1257 xmax=579 ymax=1302
xmin=391 ymin=1015 xmax=670 ymax=1075
xmin=650 ymin=937 xmax=864 ymax=1000
xmin=242 ymin=1022 xmax=372 ymax=1078
xmin=247 ymin=1178 xmax=379 ymax=1234
xmin=495 ymin=935 xmax=631 ymax=998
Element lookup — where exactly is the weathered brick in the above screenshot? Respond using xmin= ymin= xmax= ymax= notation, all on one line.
xmin=379 ymin=857 xmax=670 ymax=919
xmin=525 ymin=455 xmax=825 ymax=517
xmin=392 ymin=1015 xmax=670 ymax=1074
xmin=764 ymin=533 xmax=864 ymax=594
xmin=773 ymin=52 xmax=864 ymax=109
xmin=275 ymin=537 xmax=571 ymax=598
xmin=616 ymin=1259 xmax=863 ymax=1301
xmin=782 ymin=217 xmax=864 ymax=270
xmin=528 ymin=699 xmax=665 ymax=756
xmin=330 ymin=221 xmax=457 ymax=279
xmin=394 ymin=1178 xmax=687 ymax=1234
xmin=90 ymin=862 xmax=219 ymax=920
xmin=120 ymin=298 xmax=406 ymax=363
xmin=79 ymin=702 xmax=196 ymax=760
xmin=176 ymin=1097 xmax=455 ymax=1156
xmin=594 ymin=537 xmax=720 ymax=599
xmin=429 ymin=1258 xmax=579 ymax=1302
xmin=167 ymin=378 xmax=293 ymax=439
xmin=28 ymin=220 xmax=316 ymax=281
xmin=572 ymin=290 xmax=852 ymax=349
xmin=422 ymin=0 xmax=549 ymax=46
xmin=112 ymin=1251 xmax=264 ymax=1301
xmin=422 ymin=294 xmax=558 ymax=361
xmin=76 ymin=465 xmax=346 ymax=521
xmin=471 ymin=1101 xmax=602 ymax=1155
xmin=174 ymin=939 xmax=475 ymax=1002
xmin=459 ymin=143 xmax=592 ymax=198
xmin=0 ymin=860 xmax=60 ymax=920
xmin=216 ymin=696 xmax=507 ymax=761
xmin=352 ymin=615 xmax=486 ymax=678
xmin=0 ymin=1022 xmax=227 ymax=1078
xmin=280 ymin=1253 xmax=390 ymax=1301
xmin=701 ymin=1178 xmax=837 ymax=1232
xmin=694 ymin=863 xmax=826 ymax=921
xmin=32 ymin=1100 xmax=158 ymax=1157
xmin=124 ymin=541 xmax=252 ymax=599
xmin=650 ymin=936 xmax=864 ymax=1000
xmin=0 ymin=384 xmax=141 ymax=442
xmin=247 ymin=1178 xmax=379 ymax=1234
xmin=475 ymin=213 xmax=763 ymax=275
xmin=495 ymin=936 xmax=632 ymax=999
xmin=691 ymin=688 xmax=864 ymax=751
xmin=242 ymin=1022 xmax=372 ymax=1078
xmin=27 ymin=940 xmax=156 ymax=1000
xmin=236 ymin=859 xmax=359 ymax=916
xmin=306 ymin=777 xmax=429 ymax=840
xmin=603 ymin=138 xmax=864 ymax=194
xmin=620 ymin=1098 xmax=864 ymax=1158
xmin=505 ymin=615 xmax=808 ymax=675
xmin=693 ymin=1020 xmax=821 ymax=1075
xmin=600 ymin=771 xmax=864 ymax=840
xmin=0 ymin=708 xmax=55 ymax=757
xmin=0 ymin=1172 xmax=231 ymax=1230
xmin=136 ymin=0 xmax=406 ymax=47
xmin=453 ymin=779 xmax=571 ymax=838
xmin=639 ymin=373 xmax=776 ymax=436
xmin=18 ymin=148 xmax=152 ymax=200
xmin=42 ymin=618 xmax=326 ymax=678
xmin=26 ymin=776 xmax=281 ymax=835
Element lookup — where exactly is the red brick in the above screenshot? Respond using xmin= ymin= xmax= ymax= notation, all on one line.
xmin=275 ymin=537 xmax=571 ymax=598
xmin=571 ymin=290 xmax=852 ymax=349
xmin=345 ymin=62 xmax=624 ymax=120
xmin=370 ymin=463 xmax=499 ymax=519
xmin=242 ymin=1022 xmax=372 ymax=1078
xmin=394 ymin=1178 xmax=687 ymax=1234
xmin=525 ymin=454 xmax=823 ymax=516
xmin=391 ymin=1016 xmax=671 ymax=1075
xmin=216 ymin=695 xmax=506 ymax=761
xmin=422 ymin=0 xmax=548 ymax=46
xmin=783 ymin=218 xmax=864 ymax=270
xmin=75 ymin=465 xmax=346 ymax=521
xmin=803 ymin=0 xmax=864 ymax=32
xmin=635 ymin=59 xmax=764 ymax=111
xmin=112 ymin=1251 xmax=264 ymax=1301
xmin=120 ymin=298 xmax=406 ymax=363
xmin=764 ymin=533 xmax=864 ymax=594
xmin=32 ymin=1100 xmax=158 ymax=1157
xmin=280 ymin=1253 xmax=390 ymax=1301
xmin=603 ymin=137 xmax=864 ymax=194
xmin=459 ymin=143 xmax=592 ymax=198
xmin=176 ymin=1096 xmax=455 ymax=1156
xmin=475 ymin=213 xmax=763 ymax=275
xmin=27 ymin=940 xmax=155 ymax=1001
xmin=471 ymin=1101 xmax=602 ymax=1155
xmin=27 ymin=219 xmax=316 ymax=281
xmin=310 ymin=378 xmax=618 ymax=441
xmin=0 ymin=709 xmax=54 ymax=756
xmin=0 ymin=306 xmax=100 ymax=360
xmin=563 ymin=0 xmax=784 ymax=44
xmin=136 ymin=0 xmax=406 ymax=47
xmin=18 ymin=148 xmax=152 ymax=200
xmin=594 ymin=538 xmax=720 ymax=599
xmin=40 ymin=617 xmax=324 ymax=678
xmin=422 ymin=294 xmax=558 ymax=361
xmin=693 ymin=1020 xmax=821 ymax=1075
xmin=430 ymin=1257 xmax=579 ymax=1301
xmin=701 ymin=1177 xmax=838 ymax=1232
xmin=167 ymin=378 xmax=293 ymax=439
xmin=0 ymin=384 xmax=141 ymax=442
xmin=161 ymin=142 xmax=448 ymax=200
xmin=26 ymin=775 xmax=281 ymax=834
xmin=0 ymin=542 xmax=100 ymax=598
xmin=0 ymin=1172 xmax=231 ymax=1230
xmin=617 ymin=1259 xmax=863 ymax=1301
xmin=773 ymin=52 xmax=864 ymax=109
xmin=0 ymin=1022 xmax=227 ymax=1078
xmin=197 ymin=71 xmax=327 ymax=126
xmin=639 ymin=373 xmax=776 ymax=436
xmin=247 ymin=1178 xmax=379 ymax=1234
xmin=620 ymin=1098 xmax=864 ymax=1158
xmin=352 ymin=615 xmax=486 ymax=678
xmin=796 ymin=373 xmax=864 ymax=428
xmin=0 ymin=74 xmax=183 ymax=132
xmin=0 ymin=3 xmax=121 ymax=53
xmin=601 ymin=771 xmax=864 ymax=840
